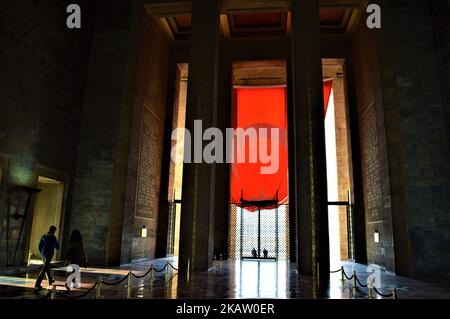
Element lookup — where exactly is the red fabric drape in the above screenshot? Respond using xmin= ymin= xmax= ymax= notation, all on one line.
xmin=230 ymin=82 xmax=333 ymax=210
xmin=230 ymin=87 xmax=288 ymax=209
xmin=323 ymin=79 xmax=333 ymax=116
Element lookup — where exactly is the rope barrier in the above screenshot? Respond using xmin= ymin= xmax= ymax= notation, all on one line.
xmin=56 ymin=280 xmax=100 ymax=299
xmin=342 ymin=268 xmax=354 ymax=280
xmin=330 ymin=266 xmax=398 ymax=299
xmin=102 ymin=274 xmax=129 ymax=286
xmin=373 ymin=286 xmax=395 ymax=298
xmin=168 ymin=263 xmax=179 ymax=271
xmin=49 ymin=261 xmax=187 ymax=299
xmin=330 ymin=267 xmax=343 ymax=273
xmin=131 ymin=267 xmax=153 ymax=279
xmin=153 ymin=264 xmax=168 ymax=273
xmin=354 ymin=274 xmax=368 ymax=288
xmin=43 ymin=261 xmax=398 ymax=300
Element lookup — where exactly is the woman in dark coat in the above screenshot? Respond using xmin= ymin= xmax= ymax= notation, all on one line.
xmin=65 ymin=229 xmax=87 ymax=290
xmin=65 ymin=229 xmax=87 ymax=268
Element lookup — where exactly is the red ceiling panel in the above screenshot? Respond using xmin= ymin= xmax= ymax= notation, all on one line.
xmin=320 ymin=9 xmax=345 ymax=25
xmin=233 ymin=12 xmax=283 ymax=28
xmin=174 ymin=15 xmax=191 ymax=31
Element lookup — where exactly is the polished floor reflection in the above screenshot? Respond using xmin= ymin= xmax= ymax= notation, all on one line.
xmin=231 ymin=260 xmax=289 ymax=298
xmin=1 ymin=258 xmax=450 ymax=299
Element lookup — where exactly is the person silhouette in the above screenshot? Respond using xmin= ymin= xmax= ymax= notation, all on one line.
xmin=263 ymin=248 xmax=268 ymax=258
xmin=35 ymin=225 xmax=60 ymax=291
xmin=64 ymin=229 xmax=87 ymax=290
xmin=65 ymin=229 xmax=87 ymax=268
xmin=251 ymin=248 xmax=257 ymax=258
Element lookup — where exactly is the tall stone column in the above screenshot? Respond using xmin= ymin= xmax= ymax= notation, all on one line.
xmin=291 ymin=0 xmax=330 ymax=290
xmin=178 ymin=0 xmax=220 ymax=271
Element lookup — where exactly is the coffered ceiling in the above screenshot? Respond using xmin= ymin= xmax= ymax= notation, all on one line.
xmin=146 ymin=0 xmax=366 ymax=41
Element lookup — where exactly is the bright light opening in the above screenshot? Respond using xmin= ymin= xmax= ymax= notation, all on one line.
xmin=325 ymin=89 xmax=342 ymax=269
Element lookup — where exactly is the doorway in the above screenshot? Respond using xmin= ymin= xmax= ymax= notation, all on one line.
xmin=166 ymin=63 xmax=188 ymax=257
xmin=228 ymin=61 xmax=289 ymax=261
xmin=29 ymin=176 xmax=65 ymax=261
xmin=323 ymin=60 xmax=355 ymax=269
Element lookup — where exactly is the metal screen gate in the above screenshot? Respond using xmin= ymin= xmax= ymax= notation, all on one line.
xmin=229 ymin=204 xmax=289 ymax=260
xmin=166 ymin=202 xmax=177 ymax=256
xmin=328 ymin=190 xmax=355 ymax=261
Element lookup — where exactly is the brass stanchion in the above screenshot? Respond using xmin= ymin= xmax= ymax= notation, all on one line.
xmin=352 ymin=271 xmax=357 ymax=295
xmin=149 ymin=267 xmax=154 ymax=294
xmin=392 ymin=288 xmax=398 ymax=299
xmin=368 ymin=280 xmax=373 ymax=299
xmin=187 ymin=258 xmax=191 ymax=283
xmin=165 ymin=260 xmax=170 ymax=283
xmin=51 ymin=285 xmax=57 ymax=299
xmin=127 ymin=270 xmax=132 ymax=299
xmin=95 ymin=279 xmax=102 ymax=299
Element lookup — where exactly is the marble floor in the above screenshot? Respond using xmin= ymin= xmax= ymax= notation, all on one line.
xmin=1 ymin=258 xmax=450 ymax=299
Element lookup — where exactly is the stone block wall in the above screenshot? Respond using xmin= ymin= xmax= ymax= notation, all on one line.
xmin=352 ymin=20 xmax=396 ymax=272
xmin=69 ymin=0 xmax=134 ymax=266
xmin=387 ymin=0 xmax=450 ymax=276
xmin=352 ymin=0 xmax=450 ymax=277
xmin=429 ymin=0 xmax=450 ymax=153
xmin=0 ymin=0 xmax=94 ymax=266
xmin=120 ymin=14 xmax=170 ymax=263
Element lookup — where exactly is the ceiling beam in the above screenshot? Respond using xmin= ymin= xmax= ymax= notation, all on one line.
xmin=286 ymin=11 xmax=291 ymax=35
xmin=144 ymin=1 xmax=191 ymax=17
xmin=319 ymin=0 xmax=361 ymax=9
xmin=156 ymin=17 xmax=175 ymax=42
xmin=220 ymin=14 xmax=231 ymax=39
xmin=144 ymin=0 xmax=363 ymax=16
xmin=345 ymin=0 xmax=369 ymax=36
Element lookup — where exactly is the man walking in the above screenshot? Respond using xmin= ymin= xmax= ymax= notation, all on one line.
xmin=34 ymin=225 xmax=60 ymax=291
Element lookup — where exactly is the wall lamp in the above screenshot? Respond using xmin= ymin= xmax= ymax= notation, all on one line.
xmin=141 ymin=226 xmax=148 ymax=238
xmin=374 ymin=230 xmax=380 ymax=243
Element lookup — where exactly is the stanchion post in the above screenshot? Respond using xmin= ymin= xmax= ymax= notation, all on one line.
xmin=127 ymin=270 xmax=132 ymax=299
xmin=392 ymin=288 xmax=398 ymax=299
xmin=352 ymin=271 xmax=357 ymax=294
xmin=341 ymin=266 xmax=344 ymax=282
xmin=368 ymin=279 xmax=373 ymax=299
xmin=187 ymin=258 xmax=191 ymax=283
xmin=150 ymin=265 xmax=154 ymax=281
xmin=95 ymin=279 xmax=102 ymax=299
xmin=51 ymin=284 xmax=57 ymax=299
xmin=165 ymin=260 xmax=170 ymax=283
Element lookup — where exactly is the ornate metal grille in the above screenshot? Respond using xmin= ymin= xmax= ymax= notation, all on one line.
xmin=347 ymin=204 xmax=355 ymax=260
xmin=166 ymin=202 xmax=177 ymax=255
xmin=229 ymin=204 xmax=289 ymax=260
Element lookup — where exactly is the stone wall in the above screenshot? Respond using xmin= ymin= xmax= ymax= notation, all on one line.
xmin=0 ymin=0 xmax=94 ymax=266
xmin=69 ymin=0 xmax=135 ymax=266
xmin=120 ymin=15 xmax=170 ymax=263
xmin=387 ymin=0 xmax=450 ymax=276
xmin=352 ymin=0 xmax=450 ymax=277
xmin=352 ymin=21 xmax=396 ymax=271
xmin=429 ymin=0 xmax=450 ymax=154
